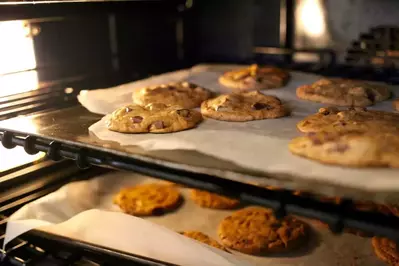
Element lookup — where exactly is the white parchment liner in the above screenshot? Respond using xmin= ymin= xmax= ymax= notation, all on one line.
xmin=5 ymin=172 xmax=252 ymax=266
xmin=78 ymin=64 xmax=399 ymax=199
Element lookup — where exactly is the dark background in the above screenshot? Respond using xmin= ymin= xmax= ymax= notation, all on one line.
xmin=2 ymin=0 xmax=399 ymax=88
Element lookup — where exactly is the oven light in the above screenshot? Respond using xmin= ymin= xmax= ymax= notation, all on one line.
xmin=298 ymin=0 xmax=326 ymax=38
xmin=0 ymin=20 xmax=39 ymax=97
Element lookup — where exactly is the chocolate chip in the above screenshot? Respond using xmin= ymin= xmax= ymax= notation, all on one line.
xmin=311 ymin=138 xmax=323 ymax=145
xmin=131 ymin=116 xmax=143 ymax=123
xmin=336 ymin=143 xmax=349 ymax=152
xmin=366 ymin=90 xmax=376 ymax=102
xmin=308 ymin=134 xmax=322 ymax=145
xmin=252 ymin=102 xmax=273 ymax=110
xmin=152 ymin=120 xmax=165 ymax=129
xmin=167 ymin=85 xmax=176 ymax=90
xmin=320 ymin=110 xmax=330 ymax=115
xmin=176 ymin=109 xmax=190 ymax=117
xmin=256 ymin=77 xmax=263 ymax=83
xmin=125 ymin=107 xmax=133 ymax=113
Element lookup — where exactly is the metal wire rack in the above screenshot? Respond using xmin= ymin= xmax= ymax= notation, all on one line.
xmin=1 ymin=130 xmax=399 ymax=247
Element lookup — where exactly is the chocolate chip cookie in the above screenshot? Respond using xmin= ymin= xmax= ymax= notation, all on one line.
xmin=132 ymin=82 xmax=211 ymax=109
xmin=219 ymin=64 xmax=289 ymax=91
xmin=180 ymin=231 xmax=227 ymax=251
xmin=106 ymin=103 xmax=202 ymax=133
xmin=190 ymin=189 xmax=239 ymax=209
xmin=372 ymin=237 xmax=399 ymax=265
xmin=201 ymin=91 xmax=287 ymax=122
xmin=296 ymin=78 xmax=390 ymax=106
xmin=297 ymin=107 xmax=399 ymax=133
xmin=113 ymin=184 xmax=182 ymax=216
xmin=218 ymin=207 xmax=308 ymax=255
xmin=289 ymin=131 xmax=399 ymax=168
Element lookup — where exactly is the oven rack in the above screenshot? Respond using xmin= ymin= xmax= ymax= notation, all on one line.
xmin=2 ymin=130 xmax=399 ymax=242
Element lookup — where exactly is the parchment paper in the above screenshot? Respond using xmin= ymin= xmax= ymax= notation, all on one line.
xmin=5 ymin=172 xmax=252 ymax=266
xmin=79 ymin=64 xmax=399 ymax=198
xmin=5 ymin=172 xmax=385 ymax=266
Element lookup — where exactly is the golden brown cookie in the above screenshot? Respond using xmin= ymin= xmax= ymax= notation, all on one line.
xmin=190 ymin=189 xmax=239 ymax=209
xmin=372 ymin=237 xmax=399 ymax=265
xmin=297 ymin=107 xmax=399 ymax=133
xmin=180 ymin=231 xmax=227 ymax=251
xmin=394 ymin=98 xmax=399 ymax=111
xmin=106 ymin=103 xmax=202 ymax=133
xmin=201 ymin=91 xmax=287 ymax=122
xmin=289 ymin=131 xmax=399 ymax=168
xmin=296 ymin=78 xmax=390 ymax=106
xmin=218 ymin=207 xmax=308 ymax=255
xmin=219 ymin=64 xmax=289 ymax=91
xmin=113 ymin=184 xmax=181 ymax=216
xmin=132 ymin=82 xmax=211 ymax=109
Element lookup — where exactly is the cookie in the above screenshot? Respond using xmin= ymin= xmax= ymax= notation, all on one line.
xmin=113 ymin=184 xmax=181 ymax=216
xmin=190 ymin=189 xmax=239 ymax=209
xmin=372 ymin=237 xmax=399 ymax=265
xmin=297 ymin=107 xmax=399 ymax=133
xmin=201 ymin=91 xmax=287 ymax=122
xmin=296 ymin=78 xmax=390 ymax=106
xmin=132 ymin=82 xmax=212 ymax=109
xmin=180 ymin=231 xmax=227 ymax=251
xmin=289 ymin=131 xmax=399 ymax=168
xmin=394 ymin=98 xmax=399 ymax=111
xmin=219 ymin=64 xmax=289 ymax=91
xmin=218 ymin=207 xmax=308 ymax=254
xmin=106 ymin=103 xmax=202 ymax=133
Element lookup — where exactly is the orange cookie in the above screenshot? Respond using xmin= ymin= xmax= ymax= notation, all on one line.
xmin=372 ymin=237 xmax=399 ymax=265
xmin=219 ymin=64 xmax=289 ymax=91
xmin=296 ymin=78 xmax=390 ymax=106
xmin=114 ymin=184 xmax=181 ymax=216
xmin=190 ymin=189 xmax=239 ymax=209
xmin=218 ymin=207 xmax=308 ymax=255
xmin=201 ymin=91 xmax=287 ymax=122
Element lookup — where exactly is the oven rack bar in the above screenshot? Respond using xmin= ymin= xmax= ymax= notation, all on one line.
xmin=2 ymin=130 xmax=399 ymax=241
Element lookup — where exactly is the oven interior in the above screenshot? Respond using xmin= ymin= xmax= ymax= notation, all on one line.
xmin=1 ymin=0 xmax=399 ymax=265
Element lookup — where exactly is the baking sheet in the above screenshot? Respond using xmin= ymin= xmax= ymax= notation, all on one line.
xmin=83 ymin=64 xmax=399 ymax=200
xmin=5 ymin=172 xmax=385 ymax=266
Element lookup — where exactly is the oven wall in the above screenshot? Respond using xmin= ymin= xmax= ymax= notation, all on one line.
xmin=191 ymin=0 xmax=399 ymax=64
xmin=295 ymin=0 xmax=399 ymax=61
xmin=186 ymin=0 xmax=281 ymax=64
